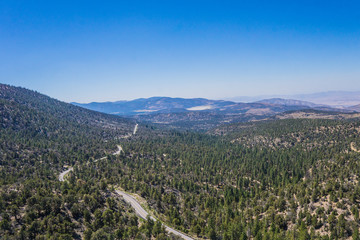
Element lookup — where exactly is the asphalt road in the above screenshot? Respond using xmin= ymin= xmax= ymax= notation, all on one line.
xmin=115 ymin=190 xmax=194 ymax=240
xmin=58 ymin=167 xmax=73 ymax=181
xmin=133 ymin=123 xmax=138 ymax=135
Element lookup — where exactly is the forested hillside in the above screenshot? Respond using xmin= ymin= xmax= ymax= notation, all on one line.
xmin=0 ymin=84 xmax=136 ymax=184
xmin=1 ymin=84 xmax=360 ymax=239
xmin=111 ymin=119 xmax=360 ymax=239
xmin=0 ymin=84 xmax=174 ymax=239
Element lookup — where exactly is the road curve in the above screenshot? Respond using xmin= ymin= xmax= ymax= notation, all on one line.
xmin=58 ymin=167 xmax=73 ymax=181
xmin=115 ymin=190 xmax=194 ymax=240
xmin=115 ymin=190 xmax=154 ymax=220
xmin=112 ymin=145 xmax=123 ymax=155
xmin=59 ymin=144 xmax=123 ymax=181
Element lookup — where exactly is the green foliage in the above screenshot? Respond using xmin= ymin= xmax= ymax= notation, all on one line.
xmin=1 ymin=83 xmax=360 ymax=239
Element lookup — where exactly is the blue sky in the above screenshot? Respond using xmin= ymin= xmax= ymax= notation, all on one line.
xmin=1 ymin=1 xmax=359 ymax=102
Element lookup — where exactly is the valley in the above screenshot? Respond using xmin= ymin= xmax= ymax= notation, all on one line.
xmin=1 ymin=84 xmax=360 ymax=239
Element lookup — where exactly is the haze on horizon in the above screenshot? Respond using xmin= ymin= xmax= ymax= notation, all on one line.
xmin=1 ymin=1 xmax=360 ymax=103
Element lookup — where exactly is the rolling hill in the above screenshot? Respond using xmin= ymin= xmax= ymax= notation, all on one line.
xmin=348 ymin=104 xmax=360 ymax=112
xmin=256 ymin=98 xmax=322 ymax=108
xmin=0 ymin=83 xmax=137 ymax=182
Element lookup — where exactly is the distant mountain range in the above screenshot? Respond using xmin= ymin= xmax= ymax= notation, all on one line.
xmin=72 ymin=97 xmax=236 ymax=115
xmin=292 ymin=91 xmax=360 ymax=107
xmin=255 ymin=98 xmax=323 ymax=108
xmin=72 ymin=96 xmax=359 ymax=130
xmin=349 ymin=104 xmax=360 ymax=112
xmin=72 ymin=96 xmax=355 ymax=117
xmin=228 ymin=91 xmax=360 ymax=107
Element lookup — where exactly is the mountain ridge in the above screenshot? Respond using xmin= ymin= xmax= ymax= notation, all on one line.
xmin=73 ymin=96 xmax=351 ymax=117
xmin=256 ymin=98 xmax=324 ymax=108
xmin=228 ymin=90 xmax=360 ymax=107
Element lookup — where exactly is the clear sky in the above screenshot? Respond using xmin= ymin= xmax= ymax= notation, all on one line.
xmin=1 ymin=0 xmax=360 ymax=102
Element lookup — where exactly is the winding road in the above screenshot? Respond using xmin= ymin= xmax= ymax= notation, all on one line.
xmin=58 ymin=123 xmax=194 ymax=240
xmin=115 ymin=190 xmax=193 ymax=240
